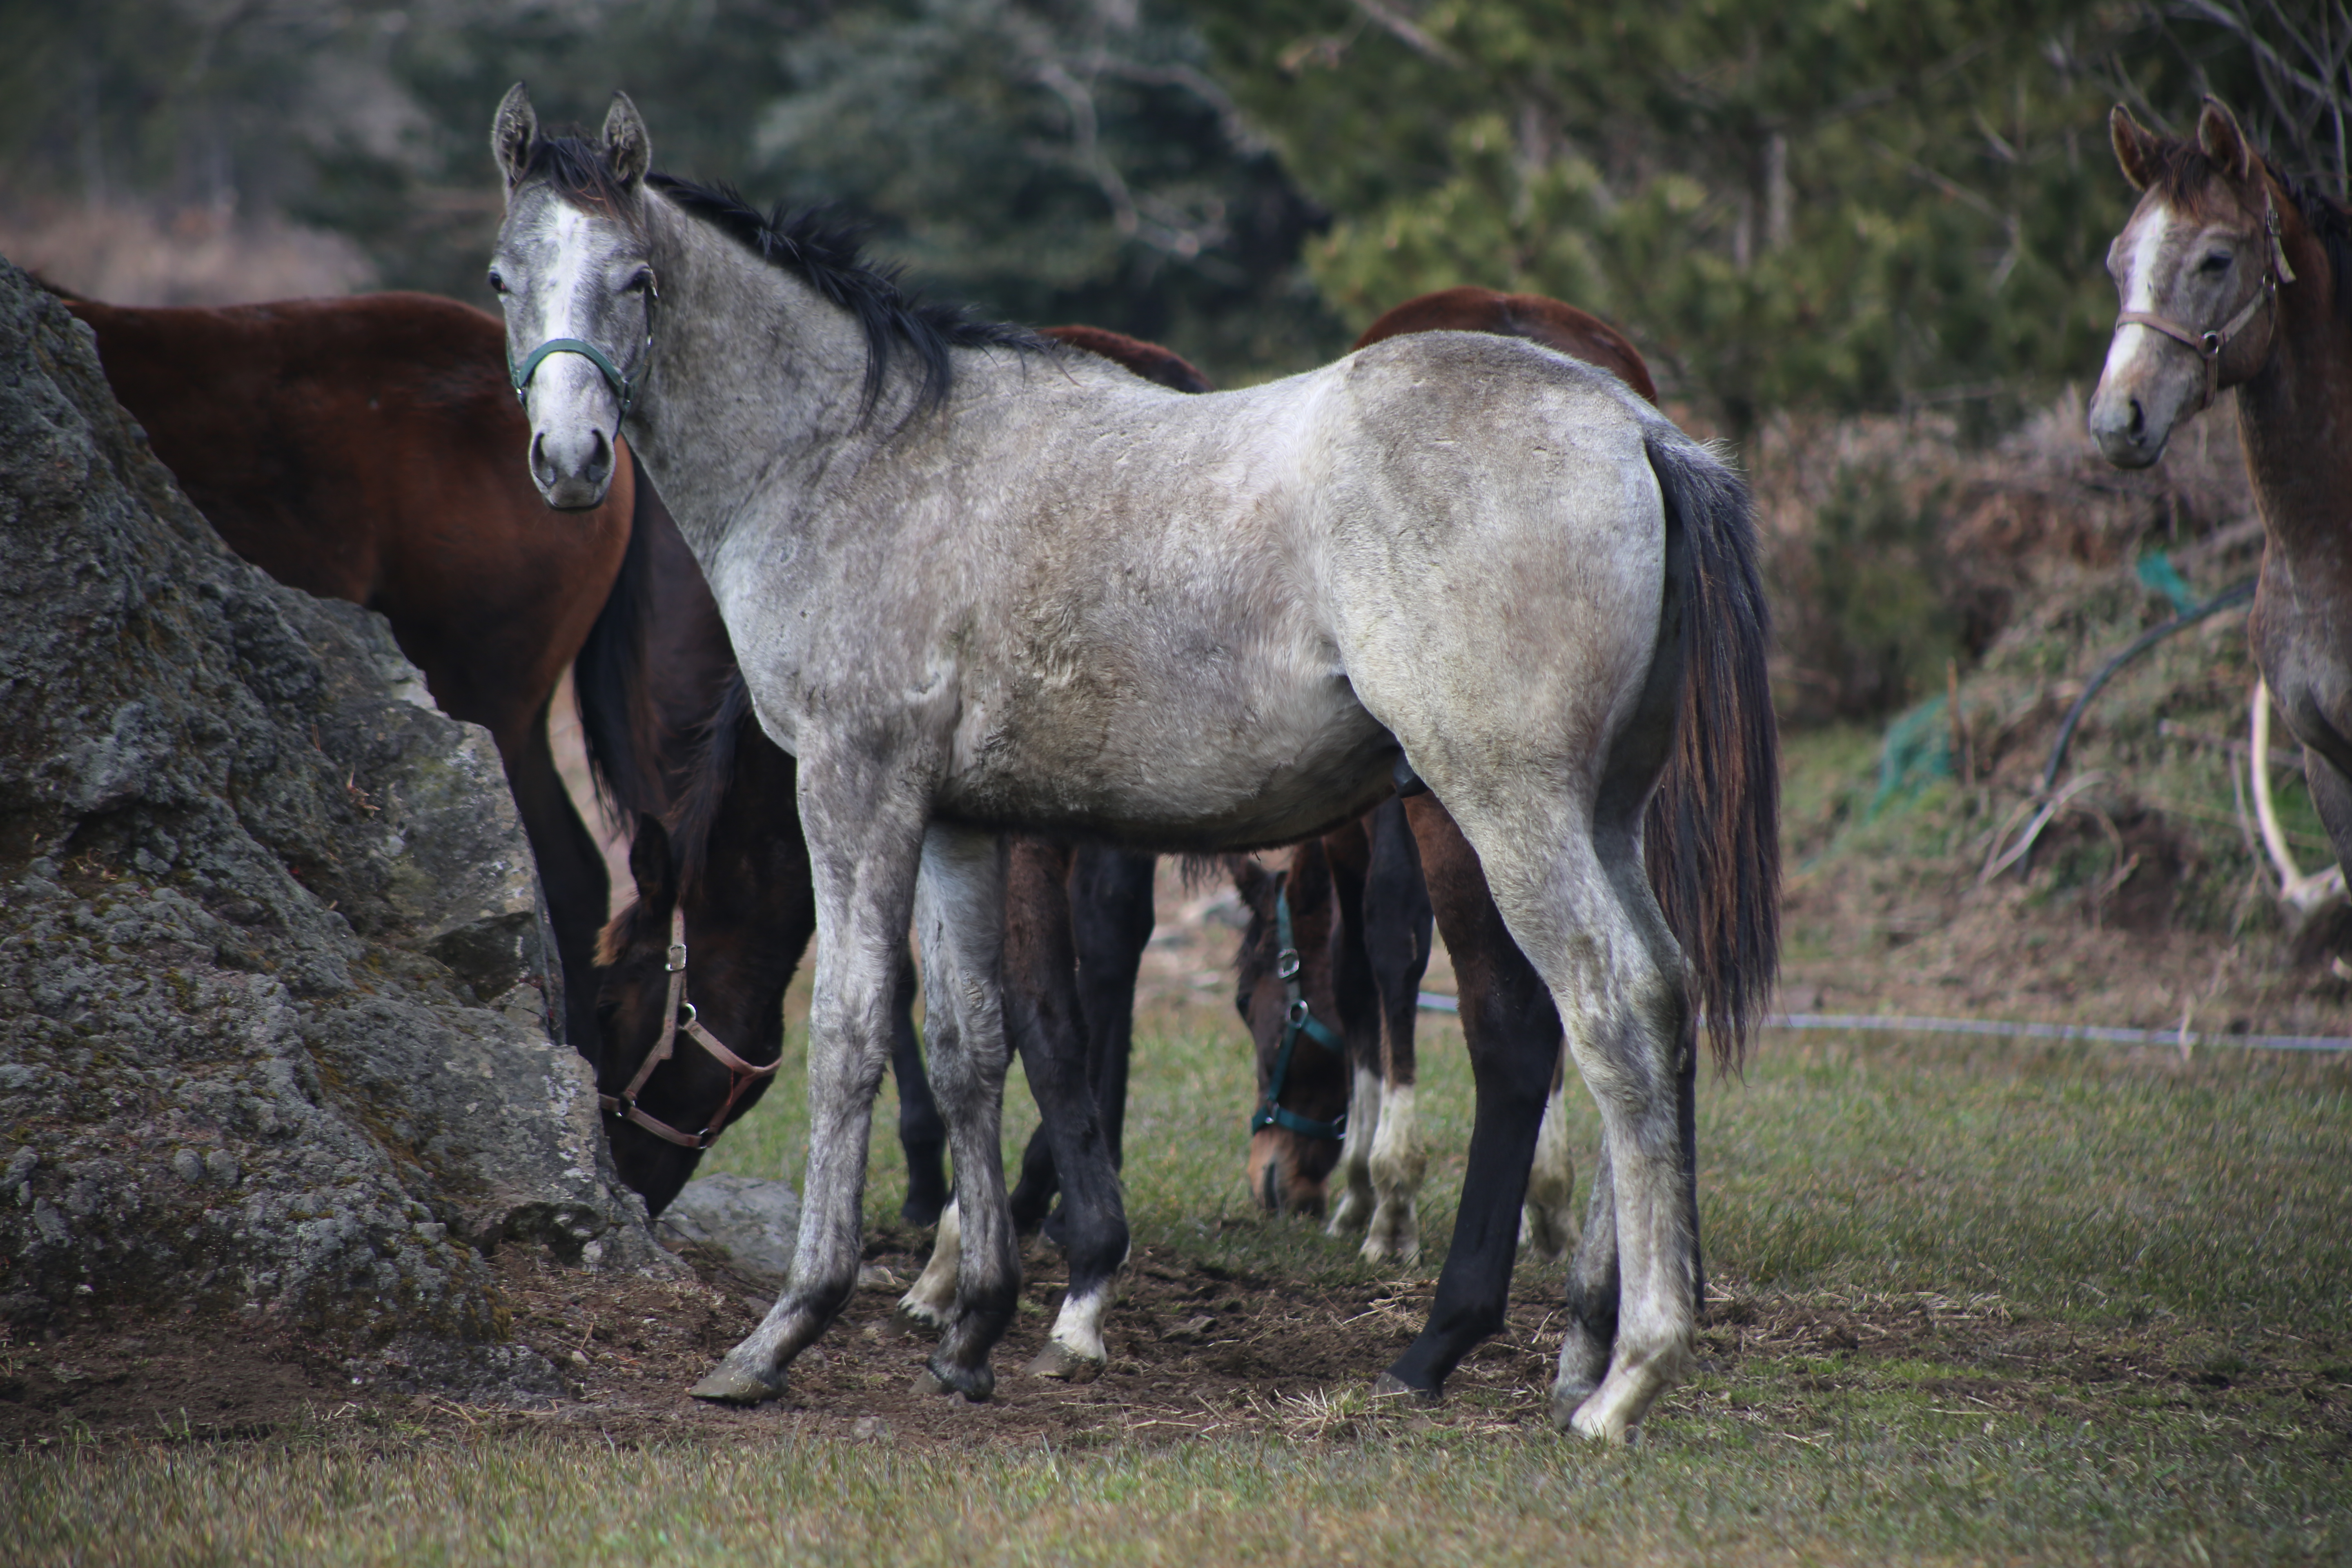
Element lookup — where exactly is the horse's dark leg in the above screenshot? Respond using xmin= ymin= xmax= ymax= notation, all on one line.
xmin=1070 ymin=846 xmax=1157 ymax=1166
xmin=1009 ymin=845 xmax=1155 ymax=1236
xmin=1358 ymin=798 xmax=1434 ymax=1263
xmin=889 ymin=951 xmax=950 ymax=1227
xmin=1378 ymin=796 xmax=1562 ymax=1401
xmin=503 ymin=696 xmax=612 ymax=1058
xmin=1002 ymin=841 xmax=1129 ymax=1382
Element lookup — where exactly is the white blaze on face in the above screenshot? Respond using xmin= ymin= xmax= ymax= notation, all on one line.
xmin=523 ymin=203 xmax=617 ymax=419
xmin=2099 ymin=201 xmax=2183 ymax=389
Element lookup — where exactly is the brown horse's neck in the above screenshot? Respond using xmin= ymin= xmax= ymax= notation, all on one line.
xmin=2236 ymin=185 xmax=2352 ymax=571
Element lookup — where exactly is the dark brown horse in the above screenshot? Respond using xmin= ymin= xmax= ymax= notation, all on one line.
xmin=2091 ymin=101 xmax=2352 ymax=876
xmin=60 ymin=289 xmax=636 ymax=1048
xmin=1234 ymin=285 xmax=1775 ymax=1410
xmin=583 ymin=325 xmax=1196 ymax=1235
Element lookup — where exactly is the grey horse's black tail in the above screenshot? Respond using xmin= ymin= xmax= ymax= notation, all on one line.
xmin=1641 ymin=430 xmax=1780 ymax=1071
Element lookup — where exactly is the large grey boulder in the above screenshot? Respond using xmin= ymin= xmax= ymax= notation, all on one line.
xmin=655 ymin=1176 xmax=802 ymax=1290
xmin=0 ymin=260 xmax=675 ymax=1399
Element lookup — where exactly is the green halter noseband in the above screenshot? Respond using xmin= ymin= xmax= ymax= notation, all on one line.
xmin=1251 ymin=872 xmax=1350 ymax=1144
xmin=508 ymin=282 xmax=657 ymax=420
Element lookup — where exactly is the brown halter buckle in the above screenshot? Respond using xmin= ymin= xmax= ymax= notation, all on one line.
xmin=599 ymin=905 xmax=781 ymax=1150
xmin=2114 ymin=192 xmax=2297 ymax=414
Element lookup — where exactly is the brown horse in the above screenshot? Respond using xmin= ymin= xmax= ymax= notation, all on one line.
xmin=1238 ymin=286 xmax=1683 ymax=1268
xmin=583 ymin=325 xmax=1196 ymax=1235
xmin=59 ymin=289 xmax=636 ymax=1049
xmin=2090 ymin=101 xmax=2352 ymax=875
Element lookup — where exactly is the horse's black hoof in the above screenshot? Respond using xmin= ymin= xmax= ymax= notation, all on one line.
xmin=916 ymin=1357 xmax=995 ymax=1402
xmin=1370 ymin=1370 xmax=1443 ymax=1407
xmin=900 ymin=1194 xmax=945 ymax=1228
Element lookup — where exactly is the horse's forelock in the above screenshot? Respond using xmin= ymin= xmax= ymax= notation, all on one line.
xmin=519 ymin=133 xmax=645 ymax=231
xmin=595 ymin=896 xmax=654 ymax=969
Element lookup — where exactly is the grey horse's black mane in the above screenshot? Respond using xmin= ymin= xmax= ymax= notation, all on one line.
xmin=647 ymin=172 xmax=1044 ymax=413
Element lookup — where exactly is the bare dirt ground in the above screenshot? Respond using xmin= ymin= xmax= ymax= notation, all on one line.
xmin=9 ymin=1226 xmax=2346 ymax=1458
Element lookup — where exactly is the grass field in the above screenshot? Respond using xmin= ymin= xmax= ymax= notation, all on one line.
xmin=11 ymin=959 xmax=2350 ymax=1564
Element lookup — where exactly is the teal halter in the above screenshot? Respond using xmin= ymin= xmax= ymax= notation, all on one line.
xmin=1251 ymin=873 xmax=1349 ymax=1143
xmin=508 ymin=282 xmax=657 ymax=420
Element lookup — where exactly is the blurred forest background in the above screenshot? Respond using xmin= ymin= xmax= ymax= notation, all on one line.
xmin=2 ymin=0 xmax=2346 ymax=723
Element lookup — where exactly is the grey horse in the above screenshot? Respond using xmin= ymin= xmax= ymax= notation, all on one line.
xmin=486 ymin=87 xmax=1775 ymax=1442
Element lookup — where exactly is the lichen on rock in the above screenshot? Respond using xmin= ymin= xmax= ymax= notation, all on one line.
xmin=0 ymin=259 xmax=677 ymax=1401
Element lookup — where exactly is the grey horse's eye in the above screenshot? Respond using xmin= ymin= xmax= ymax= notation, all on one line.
xmin=487 ymin=270 xmax=508 ymax=296
xmin=626 ymin=269 xmax=655 ymax=295
xmin=2200 ymin=252 xmax=2233 ymax=275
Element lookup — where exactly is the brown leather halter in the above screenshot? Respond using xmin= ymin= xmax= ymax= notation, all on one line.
xmin=2115 ymin=189 xmax=2298 ymax=413
xmin=599 ymin=906 xmax=781 ymax=1149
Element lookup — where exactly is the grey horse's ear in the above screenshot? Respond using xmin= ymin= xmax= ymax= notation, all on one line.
xmin=492 ymin=82 xmax=538 ymax=188
xmin=2197 ymin=96 xmax=2258 ymax=184
xmin=602 ymin=92 xmax=652 ymax=190
xmin=2109 ymin=105 xmax=2162 ymax=194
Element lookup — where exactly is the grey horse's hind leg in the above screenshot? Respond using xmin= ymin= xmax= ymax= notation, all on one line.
xmin=907 ymin=825 xmax=1022 ymax=1401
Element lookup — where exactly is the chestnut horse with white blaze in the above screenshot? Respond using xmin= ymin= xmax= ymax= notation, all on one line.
xmin=2090 ymin=99 xmax=2352 ymax=874
xmin=486 ymin=87 xmax=1775 ymax=1442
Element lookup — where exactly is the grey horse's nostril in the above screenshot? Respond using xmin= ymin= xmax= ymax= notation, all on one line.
xmin=2127 ymin=397 xmax=2146 ymax=439
xmin=588 ymin=427 xmax=612 ymax=481
xmin=530 ymin=430 xmax=554 ymax=486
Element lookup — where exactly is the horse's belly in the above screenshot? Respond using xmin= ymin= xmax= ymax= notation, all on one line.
xmin=937 ymin=679 xmax=1399 ymax=851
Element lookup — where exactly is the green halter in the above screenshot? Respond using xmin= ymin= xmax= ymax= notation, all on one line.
xmin=1251 ymin=872 xmax=1350 ymax=1143
xmin=508 ymin=281 xmax=657 ymax=420
xmin=509 ymin=336 xmax=641 ymax=419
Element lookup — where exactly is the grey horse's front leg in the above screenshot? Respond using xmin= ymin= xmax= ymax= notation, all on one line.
xmin=690 ymin=791 xmax=928 ymax=1407
xmin=906 ymin=825 xmax=1022 ymax=1400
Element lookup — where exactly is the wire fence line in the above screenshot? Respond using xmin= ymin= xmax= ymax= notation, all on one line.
xmin=1412 ymin=995 xmax=2352 ymax=1054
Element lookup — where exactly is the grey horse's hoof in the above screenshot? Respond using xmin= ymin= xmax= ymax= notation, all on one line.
xmin=915 ymin=1356 xmax=995 ymax=1402
xmin=1370 ymin=1371 xmax=1443 ymax=1407
xmin=1549 ymin=1378 xmax=1601 ymax=1433
xmin=689 ymin=1361 xmax=784 ymax=1406
xmin=1025 ymin=1341 xmax=1106 ymax=1384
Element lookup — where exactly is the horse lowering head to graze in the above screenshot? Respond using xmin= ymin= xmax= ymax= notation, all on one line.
xmin=488 ymin=85 xmax=1773 ymax=1443
xmin=1231 ymin=843 xmax=1360 ymax=1218
xmin=2089 ymin=100 xmax=2352 ymax=882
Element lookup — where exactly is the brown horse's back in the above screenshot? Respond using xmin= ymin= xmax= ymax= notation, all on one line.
xmin=1041 ymin=325 xmax=1214 ymax=394
xmin=1354 ymin=286 xmax=1658 ymax=405
xmin=65 ymin=291 xmax=631 ymax=752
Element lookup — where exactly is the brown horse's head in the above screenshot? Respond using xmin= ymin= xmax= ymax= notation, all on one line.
xmin=1231 ymin=848 xmax=1355 ymax=1216
xmin=592 ymin=691 xmax=811 ymax=1215
xmin=2091 ymin=99 xmax=2297 ymax=468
